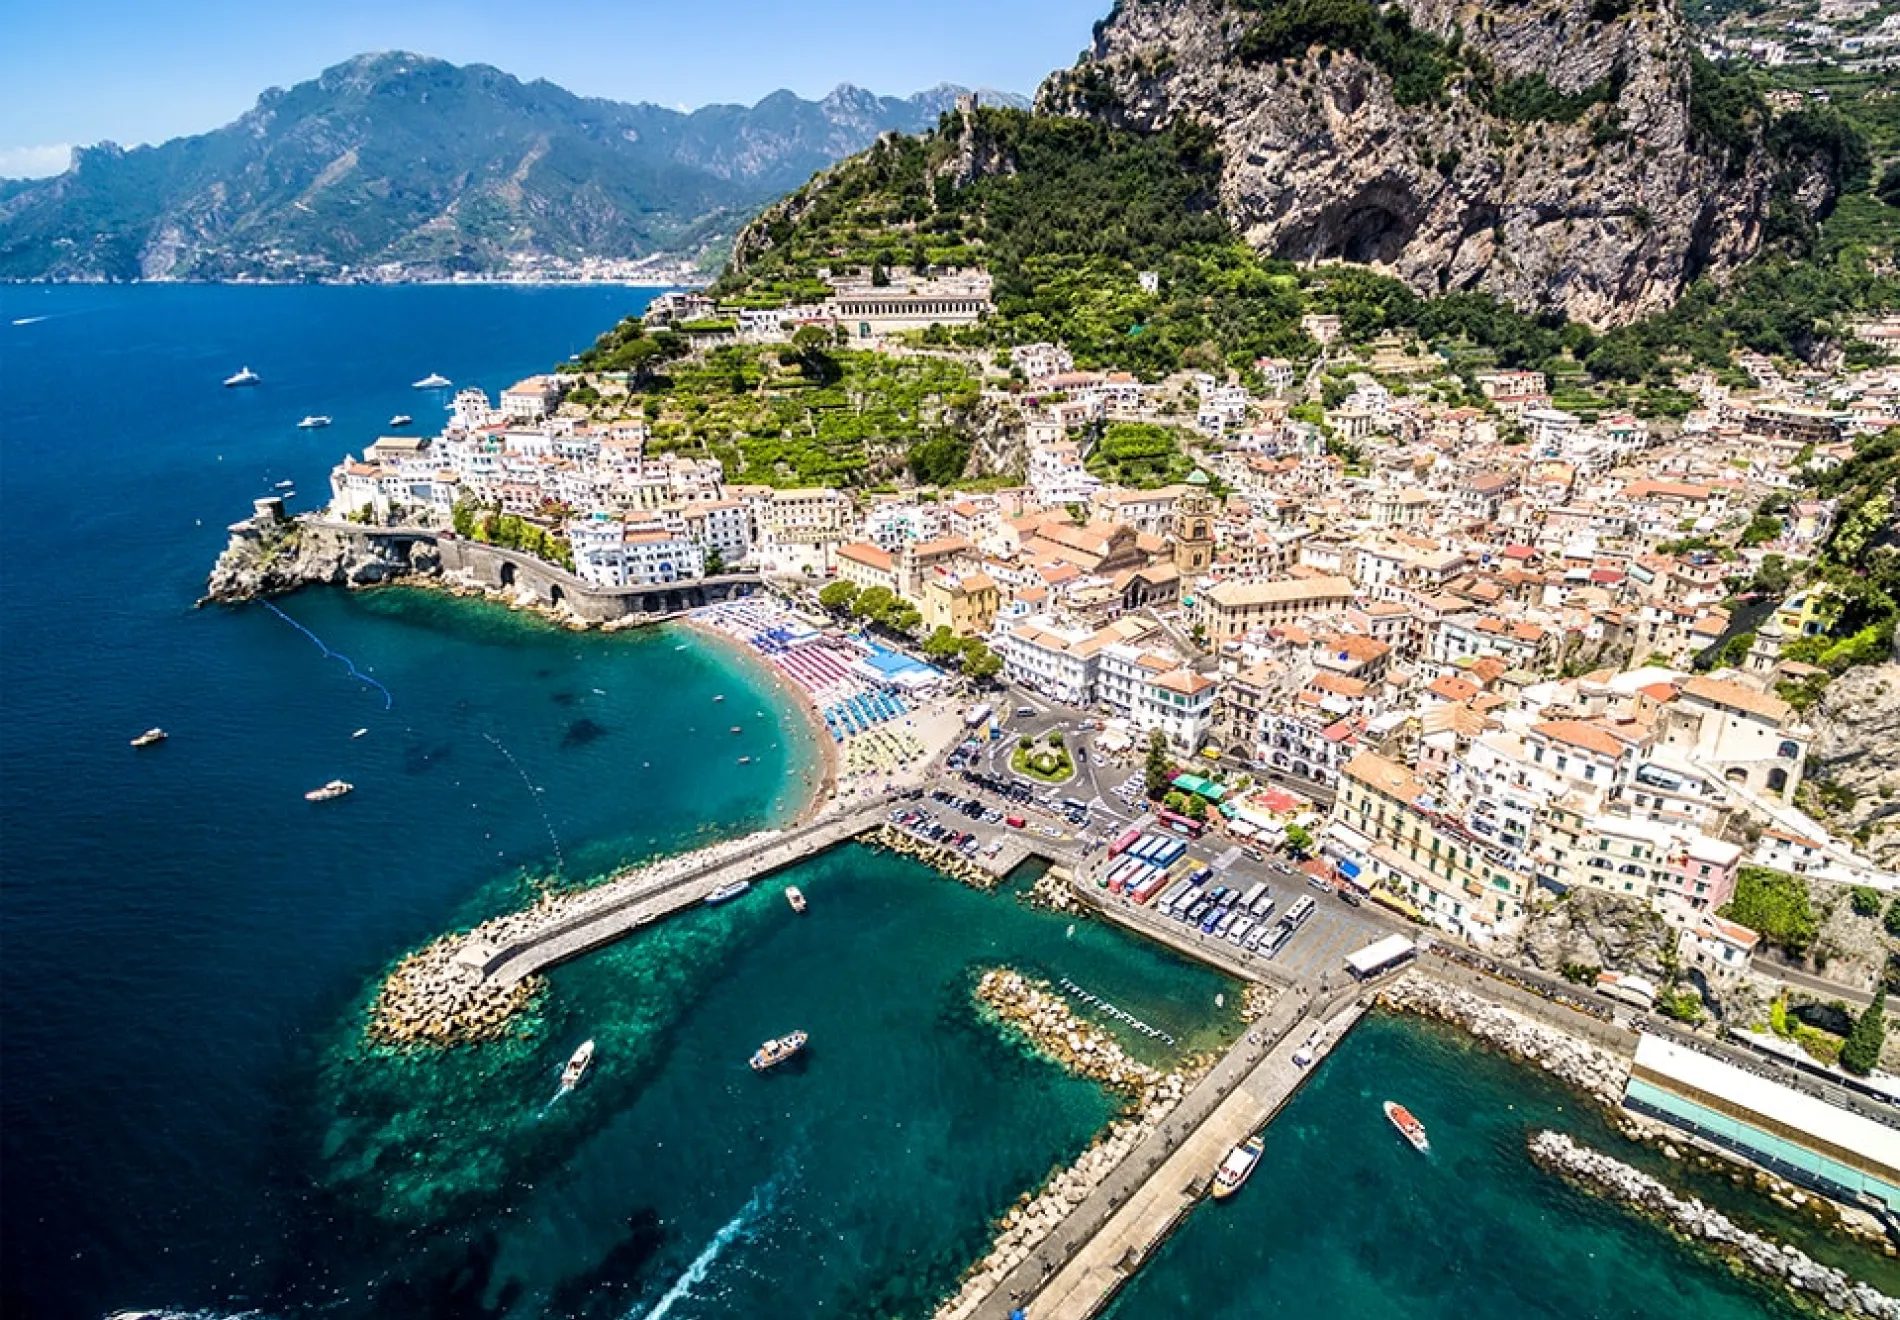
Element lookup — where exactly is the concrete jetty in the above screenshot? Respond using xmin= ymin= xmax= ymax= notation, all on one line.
xmin=942 ymin=989 xmax=1371 ymax=1320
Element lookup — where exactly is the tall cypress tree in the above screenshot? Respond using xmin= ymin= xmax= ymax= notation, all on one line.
xmin=1842 ymin=989 xmax=1887 ymax=1077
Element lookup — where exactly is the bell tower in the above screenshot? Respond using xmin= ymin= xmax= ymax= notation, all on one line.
xmin=1173 ymin=469 xmax=1216 ymax=578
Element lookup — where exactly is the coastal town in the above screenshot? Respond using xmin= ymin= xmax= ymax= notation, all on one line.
xmin=222 ymin=261 xmax=1900 ymax=1315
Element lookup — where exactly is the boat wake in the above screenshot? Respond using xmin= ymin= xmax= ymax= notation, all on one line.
xmin=259 ymin=601 xmax=394 ymax=711
xmin=629 ymin=1164 xmax=787 ymax=1320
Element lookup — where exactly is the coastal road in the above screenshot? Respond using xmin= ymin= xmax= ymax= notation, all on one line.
xmin=1756 ymin=957 xmax=1877 ymax=1009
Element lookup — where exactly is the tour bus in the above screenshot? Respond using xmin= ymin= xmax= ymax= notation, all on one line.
xmin=1283 ymin=895 xmax=1317 ymax=929
xmin=1262 ymin=923 xmax=1295 ymax=958
xmin=1111 ymin=861 xmax=1151 ymax=895
xmin=1157 ymin=808 xmax=1207 ymax=839
xmin=1239 ymin=881 xmax=1267 ymax=911
xmin=1108 ymin=827 xmax=1142 ymax=858
xmin=1157 ymin=879 xmax=1196 ymax=916
xmin=1249 ymin=889 xmax=1277 ymax=920
xmin=1130 ymin=869 xmax=1172 ymax=905
xmin=1150 ymin=838 xmax=1188 ymax=869
xmin=1104 ymin=859 xmax=1141 ymax=892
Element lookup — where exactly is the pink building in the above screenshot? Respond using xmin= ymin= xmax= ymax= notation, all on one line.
xmin=1659 ymin=834 xmax=1743 ymax=913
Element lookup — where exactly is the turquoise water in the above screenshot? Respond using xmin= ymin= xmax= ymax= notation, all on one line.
xmin=1104 ymin=1013 xmax=1802 ymax=1320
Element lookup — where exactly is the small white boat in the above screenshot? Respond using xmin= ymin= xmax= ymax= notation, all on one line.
xmin=304 ymin=779 xmax=353 ymax=802
xmin=705 ymin=880 xmax=750 ymax=905
xmin=388 ymin=414 xmax=413 ymax=427
xmin=785 ymin=886 xmax=807 ymax=914
xmin=1211 ymin=1134 xmax=1263 ymax=1200
xmin=559 ymin=1039 xmax=595 ymax=1091
xmin=274 ymin=479 xmax=294 ymax=490
xmin=224 ymin=366 xmax=260 ymax=388
xmin=351 ymin=728 xmax=368 ymax=739
xmin=129 ymin=728 xmax=167 ymax=748
xmin=412 ymin=372 xmax=452 ymax=389
xmin=750 ymin=1031 xmax=807 ymax=1071
xmin=1384 ymin=1101 xmax=1430 ymax=1155
xmin=297 ymin=415 xmax=331 ymax=429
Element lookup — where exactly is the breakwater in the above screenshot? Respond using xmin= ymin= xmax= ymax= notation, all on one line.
xmin=931 ymin=970 xmax=1193 ymax=1320
xmin=1380 ymin=970 xmax=1632 ymax=1105
xmin=1530 ymin=1131 xmax=1900 ymax=1320
xmin=865 ymin=823 xmax=1007 ymax=890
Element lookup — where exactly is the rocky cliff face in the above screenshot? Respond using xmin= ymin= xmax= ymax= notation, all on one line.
xmin=1037 ymin=0 xmax=1830 ymax=326
xmin=1808 ymin=661 xmax=1900 ymax=870
xmin=202 ymin=517 xmax=435 ymax=603
xmin=1506 ymin=887 xmax=1675 ymax=980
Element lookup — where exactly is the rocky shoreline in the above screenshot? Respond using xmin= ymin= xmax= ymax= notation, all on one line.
xmin=1530 ymin=1131 xmax=1900 ymax=1320
xmin=865 ymin=824 xmax=1002 ymax=890
xmin=930 ymin=969 xmax=1196 ymax=1320
xmin=1379 ymin=970 xmax=1631 ymax=1105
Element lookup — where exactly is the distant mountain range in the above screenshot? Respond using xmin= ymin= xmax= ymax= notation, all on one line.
xmin=0 ymin=53 xmax=1028 ymax=282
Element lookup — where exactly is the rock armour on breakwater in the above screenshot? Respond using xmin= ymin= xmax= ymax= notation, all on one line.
xmin=1529 ymin=1131 xmax=1900 ymax=1320
xmin=931 ymin=969 xmax=1194 ymax=1320
xmin=866 ymin=824 xmax=1000 ymax=890
xmin=1380 ymin=971 xmax=1630 ymax=1105
xmin=369 ymin=828 xmax=783 ymax=1046
xmin=1024 ymin=866 xmax=1081 ymax=915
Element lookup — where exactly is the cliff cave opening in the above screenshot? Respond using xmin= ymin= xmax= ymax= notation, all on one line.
xmin=1277 ymin=186 xmax=1422 ymax=268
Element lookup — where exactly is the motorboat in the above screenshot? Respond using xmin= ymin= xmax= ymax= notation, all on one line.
xmin=412 ymin=372 xmax=452 ymax=389
xmin=559 ymin=1039 xmax=595 ymax=1092
xmin=1384 ymin=1101 xmax=1430 ymax=1154
xmin=129 ymin=728 xmax=167 ymax=748
xmin=388 ymin=414 xmax=413 ymax=427
xmin=274 ymin=479 xmax=294 ymax=489
xmin=304 ymin=779 xmax=354 ymax=802
xmin=785 ymin=886 xmax=807 ymax=914
xmin=224 ymin=366 xmax=260 ymax=387
xmin=750 ymin=1031 xmax=808 ymax=1071
xmin=297 ymin=415 xmax=331 ymax=429
xmin=705 ymin=880 xmax=750 ymax=905
xmin=1211 ymin=1134 xmax=1264 ymax=1200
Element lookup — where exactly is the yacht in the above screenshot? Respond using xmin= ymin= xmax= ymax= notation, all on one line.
xmin=304 ymin=779 xmax=354 ymax=802
xmin=1211 ymin=1134 xmax=1264 ymax=1200
xmin=785 ymin=886 xmax=807 ymax=914
xmin=412 ymin=372 xmax=452 ymax=389
xmin=223 ymin=366 xmax=260 ymax=388
xmin=297 ymin=415 xmax=331 ymax=429
xmin=559 ymin=1039 xmax=595 ymax=1092
xmin=388 ymin=414 xmax=414 ymax=427
xmin=750 ymin=1031 xmax=808 ymax=1072
xmin=1384 ymin=1101 xmax=1430 ymax=1155
xmin=705 ymin=880 xmax=750 ymax=905
xmin=129 ymin=728 xmax=168 ymax=748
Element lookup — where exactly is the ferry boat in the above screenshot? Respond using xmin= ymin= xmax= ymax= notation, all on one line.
xmin=412 ymin=372 xmax=452 ymax=389
xmin=1211 ymin=1134 xmax=1264 ymax=1200
xmin=705 ymin=880 xmax=750 ymax=905
xmin=750 ymin=1031 xmax=808 ymax=1072
xmin=388 ymin=414 xmax=413 ymax=427
xmin=785 ymin=886 xmax=807 ymax=914
xmin=224 ymin=366 xmax=260 ymax=388
xmin=559 ymin=1039 xmax=595 ymax=1091
xmin=304 ymin=779 xmax=354 ymax=802
xmin=1383 ymin=1100 xmax=1430 ymax=1154
xmin=129 ymin=728 xmax=167 ymax=748
xmin=297 ymin=415 xmax=332 ymax=429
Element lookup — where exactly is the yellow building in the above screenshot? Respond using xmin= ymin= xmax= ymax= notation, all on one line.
xmin=920 ymin=570 xmax=999 ymax=637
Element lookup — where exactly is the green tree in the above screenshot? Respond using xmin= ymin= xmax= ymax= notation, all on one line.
xmin=1842 ymin=990 xmax=1887 ymax=1076
xmin=1048 ymin=730 xmax=1064 ymax=748
xmin=1885 ymin=897 xmax=1900 ymax=939
xmin=1284 ymin=823 xmax=1315 ymax=857
xmin=703 ymin=547 xmax=726 ymax=576
xmin=1852 ymin=886 xmax=1882 ymax=918
xmin=960 ymin=642 xmax=1002 ymax=683
xmin=922 ymin=626 xmax=964 ymax=662
xmin=1721 ymin=867 xmax=1820 ymax=956
xmin=1144 ymin=729 xmax=1173 ymax=800
xmin=852 ymin=585 xmax=895 ymax=622
xmin=818 ymin=580 xmax=860 ymax=614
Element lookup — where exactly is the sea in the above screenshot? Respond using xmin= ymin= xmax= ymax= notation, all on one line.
xmin=0 ymin=284 xmax=1863 ymax=1320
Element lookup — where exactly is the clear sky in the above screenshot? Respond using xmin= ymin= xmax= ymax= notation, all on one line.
xmin=0 ymin=0 xmax=1110 ymax=177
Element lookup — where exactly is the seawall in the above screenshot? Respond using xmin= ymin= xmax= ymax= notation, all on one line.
xmin=202 ymin=510 xmax=766 ymax=624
